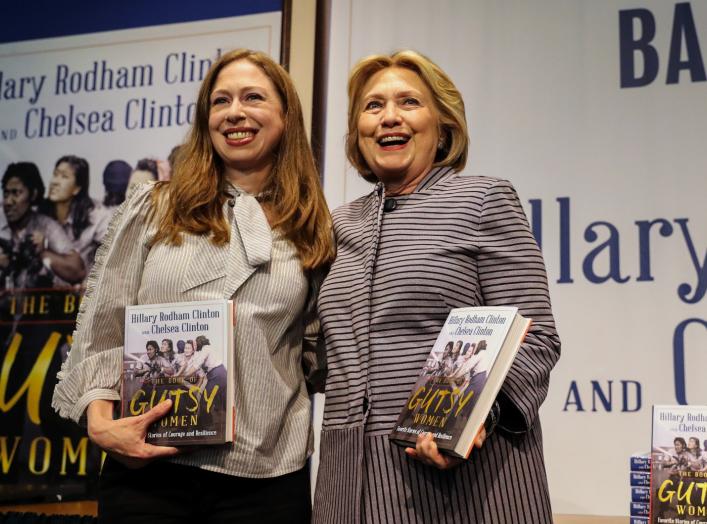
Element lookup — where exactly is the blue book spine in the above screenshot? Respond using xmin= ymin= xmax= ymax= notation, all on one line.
xmin=629 ymin=518 xmax=648 ymax=524
xmin=630 ymin=455 xmax=651 ymax=472
xmin=630 ymin=471 xmax=650 ymax=487
xmin=631 ymin=487 xmax=650 ymax=503
xmin=630 ymin=501 xmax=650 ymax=518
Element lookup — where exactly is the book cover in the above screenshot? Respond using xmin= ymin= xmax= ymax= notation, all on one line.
xmin=651 ymin=405 xmax=707 ymax=523
xmin=389 ymin=306 xmax=531 ymax=458
xmin=122 ymin=299 xmax=234 ymax=445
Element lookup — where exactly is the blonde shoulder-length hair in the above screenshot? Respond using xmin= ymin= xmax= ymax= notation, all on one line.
xmin=346 ymin=50 xmax=469 ymax=183
xmin=151 ymin=49 xmax=334 ymax=270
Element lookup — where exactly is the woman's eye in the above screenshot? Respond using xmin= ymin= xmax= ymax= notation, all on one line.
xmin=245 ymin=93 xmax=264 ymax=102
xmin=402 ymin=97 xmax=420 ymax=106
xmin=364 ymin=100 xmax=382 ymax=111
xmin=211 ymin=96 xmax=229 ymax=106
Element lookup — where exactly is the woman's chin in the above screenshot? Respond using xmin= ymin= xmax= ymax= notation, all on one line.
xmin=372 ymin=166 xmax=413 ymax=183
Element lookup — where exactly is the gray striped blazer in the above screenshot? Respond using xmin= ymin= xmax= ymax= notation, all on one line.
xmin=313 ymin=167 xmax=561 ymax=523
xmin=52 ymin=182 xmax=323 ymax=478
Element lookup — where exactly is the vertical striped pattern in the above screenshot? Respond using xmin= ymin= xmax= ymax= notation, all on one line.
xmin=53 ymin=182 xmax=323 ymax=478
xmin=313 ymin=168 xmax=561 ymax=523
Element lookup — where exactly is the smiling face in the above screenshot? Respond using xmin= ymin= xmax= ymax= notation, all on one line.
xmin=184 ymin=342 xmax=194 ymax=357
xmin=208 ymin=59 xmax=285 ymax=184
xmin=48 ymin=162 xmax=81 ymax=204
xmin=357 ymin=67 xmax=440 ymax=188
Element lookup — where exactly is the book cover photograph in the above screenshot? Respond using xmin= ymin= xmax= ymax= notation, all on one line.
xmin=389 ymin=306 xmax=531 ymax=458
xmin=651 ymin=405 xmax=707 ymax=523
xmin=122 ymin=299 xmax=234 ymax=446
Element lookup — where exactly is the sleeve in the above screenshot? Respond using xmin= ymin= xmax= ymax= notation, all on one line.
xmin=94 ymin=204 xmax=113 ymax=243
xmin=475 ymin=179 xmax=561 ymax=434
xmin=43 ymin=218 xmax=76 ymax=255
xmin=86 ymin=205 xmax=113 ymax=260
xmin=51 ymin=184 xmax=155 ymax=423
xmin=188 ymin=349 xmax=209 ymax=371
xmin=301 ymin=267 xmax=327 ymax=394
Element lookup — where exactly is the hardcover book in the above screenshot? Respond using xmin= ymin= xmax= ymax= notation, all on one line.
xmin=122 ymin=299 xmax=235 ymax=445
xmin=632 ymin=502 xmax=649 ymax=518
xmin=631 ymin=472 xmax=651 ymax=488
xmin=631 ymin=452 xmax=652 ymax=473
xmin=632 ymin=487 xmax=650 ymax=503
xmin=651 ymin=405 xmax=707 ymax=523
xmin=389 ymin=306 xmax=531 ymax=458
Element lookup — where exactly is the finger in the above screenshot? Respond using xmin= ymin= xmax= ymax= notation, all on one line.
xmin=417 ymin=434 xmax=447 ymax=469
xmin=428 ymin=447 xmax=448 ymax=469
xmin=137 ymin=399 xmax=173 ymax=427
xmin=415 ymin=431 xmax=434 ymax=447
xmin=474 ymin=427 xmax=487 ymax=449
xmin=414 ymin=433 xmax=431 ymax=458
xmin=142 ymin=442 xmax=180 ymax=459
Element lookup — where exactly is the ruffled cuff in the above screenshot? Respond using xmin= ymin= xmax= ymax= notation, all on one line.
xmin=52 ymin=346 xmax=123 ymax=423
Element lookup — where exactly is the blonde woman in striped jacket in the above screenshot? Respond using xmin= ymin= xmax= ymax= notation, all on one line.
xmin=313 ymin=50 xmax=561 ymax=524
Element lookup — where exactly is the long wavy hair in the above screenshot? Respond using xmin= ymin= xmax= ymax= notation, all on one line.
xmin=41 ymin=155 xmax=95 ymax=240
xmin=151 ymin=49 xmax=334 ymax=270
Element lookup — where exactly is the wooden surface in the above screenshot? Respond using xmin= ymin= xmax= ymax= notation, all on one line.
xmin=0 ymin=500 xmax=97 ymax=516
xmin=555 ymin=516 xmax=628 ymax=524
xmin=0 ymin=503 xmax=628 ymax=523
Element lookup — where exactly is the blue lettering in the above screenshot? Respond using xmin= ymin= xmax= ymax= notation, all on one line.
xmin=563 ymin=381 xmax=584 ymax=412
xmin=675 ymin=218 xmax=707 ymax=304
xmin=164 ymin=53 xmax=179 ymax=84
xmin=673 ymin=318 xmax=707 ymax=404
xmin=591 ymin=380 xmax=613 ymax=412
xmin=558 ymin=197 xmax=573 ymax=284
xmin=635 ymin=218 xmax=673 ymax=282
xmin=621 ymin=380 xmax=642 ymax=412
xmin=667 ymin=3 xmax=706 ymax=84
xmin=583 ymin=221 xmax=630 ymax=284
xmin=619 ymin=8 xmax=659 ymax=87
xmin=125 ymin=99 xmax=140 ymax=130
xmin=528 ymin=198 xmax=542 ymax=249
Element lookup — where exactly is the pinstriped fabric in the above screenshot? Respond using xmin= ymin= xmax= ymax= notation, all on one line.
xmin=313 ymin=168 xmax=560 ymax=523
xmin=53 ymin=182 xmax=323 ymax=478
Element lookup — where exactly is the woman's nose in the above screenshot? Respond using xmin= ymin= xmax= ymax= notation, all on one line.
xmin=225 ymin=101 xmax=246 ymax=122
xmin=381 ymin=102 xmax=402 ymax=126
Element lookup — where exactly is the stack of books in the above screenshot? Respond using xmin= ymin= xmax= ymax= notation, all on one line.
xmin=629 ymin=452 xmax=650 ymax=524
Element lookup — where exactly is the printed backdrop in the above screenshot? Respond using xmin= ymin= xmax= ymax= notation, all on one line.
xmin=1 ymin=0 xmax=705 ymax=518
xmin=319 ymin=0 xmax=706 ymax=517
xmin=0 ymin=3 xmax=282 ymax=503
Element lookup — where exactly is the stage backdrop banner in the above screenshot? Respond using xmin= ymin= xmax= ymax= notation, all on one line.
xmin=320 ymin=0 xmax=706 ymax=517
xmin=0 ymin=3 xmax=282 ymax=503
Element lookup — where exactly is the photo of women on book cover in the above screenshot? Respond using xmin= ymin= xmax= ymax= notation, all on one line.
xmin=651 ymin=405 xmax=707 ymax=523
xmin=392 ymin=332 xmax=495 ymax=449
xmin=122 ymin=301 xmax=231 ymax=445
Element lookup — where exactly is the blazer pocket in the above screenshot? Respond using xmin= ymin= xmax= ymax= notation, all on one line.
xmin=181 ymin=240 xmax=228 ymax=292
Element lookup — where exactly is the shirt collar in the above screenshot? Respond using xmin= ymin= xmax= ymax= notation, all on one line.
xmin=374 ymin=165 xmax=456 ymax=198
